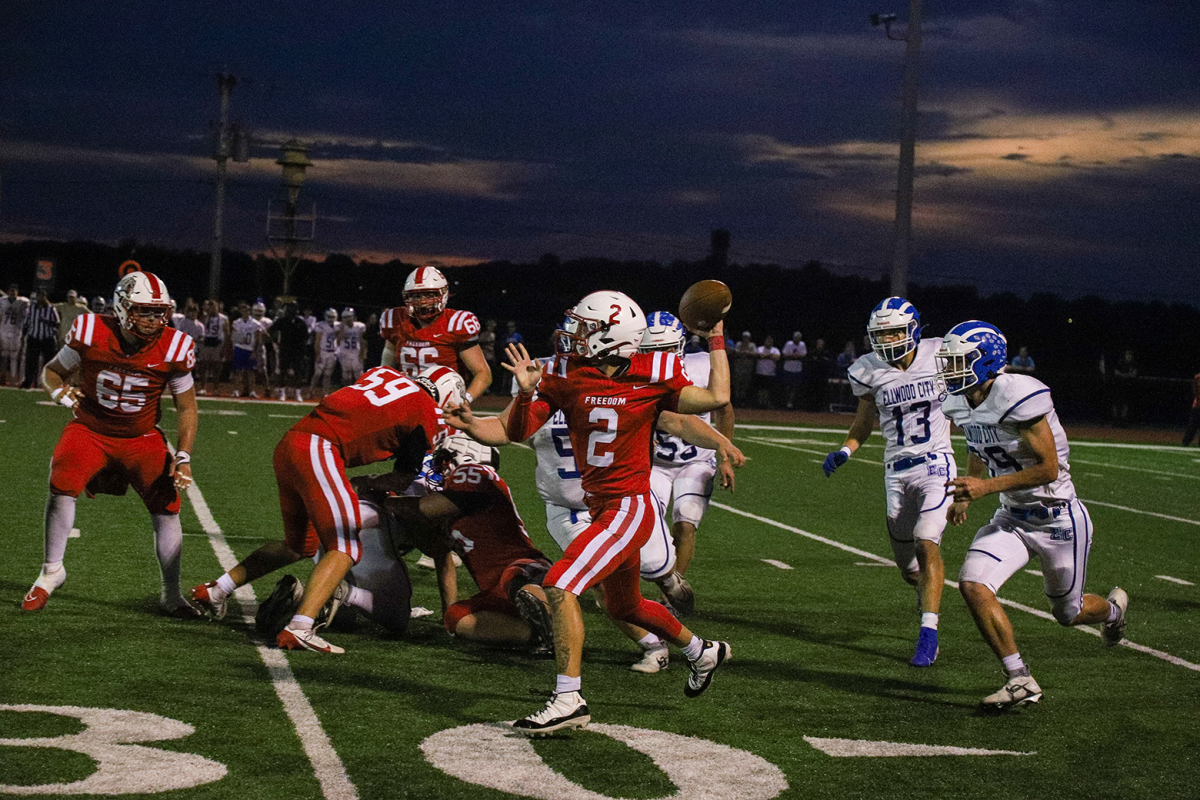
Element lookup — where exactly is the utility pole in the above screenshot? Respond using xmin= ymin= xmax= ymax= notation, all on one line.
xmin=872 ymin=0 xmax=923 ymax=298
xmin=209 ymin=72 xmax=237 ymax=301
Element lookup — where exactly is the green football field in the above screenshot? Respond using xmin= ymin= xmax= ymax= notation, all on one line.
xmin=2 ymin=388 xmax=1198 ymax=799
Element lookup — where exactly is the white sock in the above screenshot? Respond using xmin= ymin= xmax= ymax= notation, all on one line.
xmin=347 ymin=585 xmax=373 ymax=613
xmin=151 ymin=514 xmax=183 ymax=597
xmin=215 ymin=573 xmax=238 ymax=596
xmin=555 ymin=674 xmax=581 ymax=695
xmin=44 ymin=495 xmax=77 ymax=564
xmin=682 ymin=635 xmax=704 ymax=661
xmin=41 ymin=560 xmax=65 ymax=577
xmin=289 ymin=614 xmax=315 ymax=631
xmin=1002 ymin=653 xmax=1027 ymax=677
xmin=920 ymin=612 xmax=939 ymax=630
xmin=638 ymin=633 xmax=663 ymax=651
xmin=1106 ymin=602 xmax=1121 ymax=622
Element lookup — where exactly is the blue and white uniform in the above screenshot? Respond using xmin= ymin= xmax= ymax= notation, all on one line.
xmin=338 ymin=321 xmax=366 ymax=382
xmin=519 ymin=358 xmax=675 ymax=580
xmin=649 ymin=351 xmax=717 ymax=528
xmin=847 ymin=337 xmax=957 ymax=571
xmin=944 ymin=373 xmax=1091 ymax=624
xmin=311 ymin=319 xmax=340 ymax=384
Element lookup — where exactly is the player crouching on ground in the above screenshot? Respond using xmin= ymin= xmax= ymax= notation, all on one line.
xmin=938 ymin=321 xmax=1128 ymax=711
xmin=190 ymin=364 xmax=458 ymax=653
xmin=376 ymin=443 xmax=556 ymax=654
xmin=24 ymin=271 xmax=201 ymax=617
xmin=449 ymin=290 xmax=739 ymax=736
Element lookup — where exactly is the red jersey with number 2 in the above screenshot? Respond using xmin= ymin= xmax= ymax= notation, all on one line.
xmin=291 ymin=366 xmax=447 ymax=467
xmin=65 ymin=313 xmax=196 ymax=438
xmin=378 ymin=305 xmax=480 ymax=376
xmin=511 ymin=352 xmax=692 ymax=499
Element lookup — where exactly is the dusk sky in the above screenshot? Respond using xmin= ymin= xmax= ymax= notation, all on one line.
xmin=2 ymin=1 xmax=1198 ymax=304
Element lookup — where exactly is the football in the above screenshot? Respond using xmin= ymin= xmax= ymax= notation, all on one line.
xmin=677 ymin=279 xmax=732 ymax=332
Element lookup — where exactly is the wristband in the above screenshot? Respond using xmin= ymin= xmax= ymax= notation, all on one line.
xmin=50 ymin=386 xmax=77 ymax=408
xmin=708 ymin=335 xmax=726 ymax=352
xmin=464 ymin=391 xmax=474 ymax=405
xmin=174 ymin=450 xmax=192 ymax=466
xmin=838 ymin=446 xmax=852 ymax=458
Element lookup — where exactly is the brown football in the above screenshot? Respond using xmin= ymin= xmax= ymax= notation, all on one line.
xmin=678 ymin=280 xmax=732 ymax=331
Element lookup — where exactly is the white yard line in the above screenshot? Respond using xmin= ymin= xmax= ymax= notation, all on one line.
xmin=761 ymin=559 xmax=794 ymax=570
xmin=1071 ymin=458 xmax=1200 ymax=480
xmin=1080 ymin=500 xmax=1200 ymax=527
xmin=1156 ymin=575 xmax=1195 ymax=586
xmin=711 ymin=501 xmax=1200 ymax=674
xmin=182 ymin=470 xmax=358 ymax=800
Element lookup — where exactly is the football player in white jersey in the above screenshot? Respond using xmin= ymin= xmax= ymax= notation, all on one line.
xmin=337 ymin=308 xmax=366 ymax=384
xmin=309 ymin=308 xmax=340 ymax=399
xmin=643 ymin=312 xmax=734 ymax=604
xmin=824 ymin=297 xmax=955 ymax=668
xmin=938 ymin=321 xmax=1128 ymax=711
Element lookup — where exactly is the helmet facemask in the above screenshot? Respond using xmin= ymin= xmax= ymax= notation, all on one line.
xmin=405 ymin=289 xmax=447 ymax=323
xmin=935 ymin=348 xmax=981 ymax=395
xmin=555 ymin=310 xmax=613 ymax=360
xmin=869 ymin=322 xmax=917 ymax=363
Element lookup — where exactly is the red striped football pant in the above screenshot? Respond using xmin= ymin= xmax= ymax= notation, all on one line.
xmin=273 ymin=431 xmax=362 ymax=562
xmin=49 ymin=420 xmax=180 ymax=514
xmin=545 ymin=493 xmax=683 ymax=640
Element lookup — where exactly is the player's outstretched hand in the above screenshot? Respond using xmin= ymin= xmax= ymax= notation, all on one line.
xmin=823 ymin=448 xmax=849 ymax=477
xmin=945 ymin=475 xmax=989 ymax=502
xmin=946 ymin=500 xmax=970 ymax=526
xmin=715 ymin=441 xmax=744 ymax=492
xmin=443 ymin=400 xmax=475 ymax=431
xmin=503 ymin=342 xmax=542 ymax=393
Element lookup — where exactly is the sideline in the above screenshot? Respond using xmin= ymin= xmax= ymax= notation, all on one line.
xmin=179 ymin=461 xmax=358 ymax=800
xmin=710 ymin=501 xmax=1200 ymax=674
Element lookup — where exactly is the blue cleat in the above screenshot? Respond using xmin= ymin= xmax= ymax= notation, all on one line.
xmin=910 ymin=627 xmax=939 ymax=667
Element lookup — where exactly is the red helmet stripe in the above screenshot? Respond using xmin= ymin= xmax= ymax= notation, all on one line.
xmin=143 ymin=272 xmax=163 ymax=300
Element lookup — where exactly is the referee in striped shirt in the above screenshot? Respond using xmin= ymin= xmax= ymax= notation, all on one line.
xmin=22 ymin=289 xmax=61 ymax=389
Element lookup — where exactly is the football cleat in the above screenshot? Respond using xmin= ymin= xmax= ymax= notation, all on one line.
xmin=256 ymin=575 xmax=304 ymax=638
xmin=658 ymin=572 xmax=695 ymax=617
xmin=631 ymin=644 xmax=670 ymax=674
xmin=910 ymin=627 xmax=939 ymax=667
xmin=277 ymin=624 xmax=345 ymax=654
xmin=1102 ymin=587 xmax=1129 ymax=647
xmin=685 ymin=640 xmax=730 ymax=698
xmin=162 ymin=597 xmax=202 ymax=618
xmin=981 ymin=674 xmax=1042 ymax=710
xmin=316 ymin=579 xmax=353 ymax=632
xmin=512 ymin=691 xmax=590 ymax=737
xmin=190 ymin=581 xmax=229 ymax=620
xmin=21 ymin=566 xmax=67 ymax=612
xmin=513 ymin=587 xmax=555 ymax=657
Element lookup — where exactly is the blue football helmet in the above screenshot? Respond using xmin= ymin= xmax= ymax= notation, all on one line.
xmin=640 ymin=311 xmax=686 ymax=356
xmin=936 ymin=321 xmax=1008 ymax=394
xmin=867 ymin=297 xmax=921 ymax=363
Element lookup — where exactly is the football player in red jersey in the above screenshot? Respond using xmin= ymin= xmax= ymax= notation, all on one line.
xmin=381 ymin=448 xmax=556 ymax=651
xmin=449 ymin=290 xmax=736 ymax=735
xmin=24 ymin=271 xmax=201 ymax=617
xmin=378 ymin=266 xmax=492 ymax=405
xmin=191 ymin=365 xmax=458 ymax=653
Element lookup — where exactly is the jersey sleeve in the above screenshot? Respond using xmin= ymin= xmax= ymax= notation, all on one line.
xmin=64 ymin=313 xmax=97 ymax=357
xmin=846 ymin=356 xmax=875 ymax=398
xmin=449 ymin=311 xmax=482 ymax=348
xmin=379 ymin=307 xmax=405 ymax=344
xmin=505 ymin=377 xmax=559 ymax=443
xmin=996 ymin=376 xmax=1054 ymax=424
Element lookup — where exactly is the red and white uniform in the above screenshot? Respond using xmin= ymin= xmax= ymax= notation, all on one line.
xmin=379 ymin=305 xmax=480 ymax=376
xmin=49 ymin=313 xmax=196 ymax=513
xmin=506 ymin=351 xmax=692 ymax=637
xmin=440 ymin=463 xmax=552 ymax=631
xmin=277 ymin=366 xmax=446 ymax=561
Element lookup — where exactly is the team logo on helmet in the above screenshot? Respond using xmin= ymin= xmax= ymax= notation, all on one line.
xmin=936 ymin=321 xmax=1008 ymax=395
xmin=414 ymin=365 xmax=467 ymax=408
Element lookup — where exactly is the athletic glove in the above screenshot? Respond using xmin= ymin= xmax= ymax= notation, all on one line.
xmin=823 ymin=447 xmax=852 ymax=477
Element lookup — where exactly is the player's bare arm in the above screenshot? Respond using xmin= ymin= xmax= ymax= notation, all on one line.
xmin=170 ymin=386 xmax=199 ymax=491
xmin=659 ymin=411 xmax=744 ymax=491
xmin=843 ymin=395 xmax=877 ymax=453
xmin=41 ymin=353 xmax=82 ymax=407
xmin=444 ymin=401 xmax=511 ymax=445
xmin=947 ymin=451 xmax=985 ymax=525
xmin=380 ymin=340 xmax=396 ymax=367
xmin=710 ymin=401 xmax=734 ymax=442
xmin=946 ymin=415 xmax=1058 ymax=503
xmin=457 ymin=343 xmax=493 ymax=403
xmin=677 ymin=321 xmax=730 ymax=414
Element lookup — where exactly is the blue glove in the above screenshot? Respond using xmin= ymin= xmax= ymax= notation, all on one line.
xmin=823 ymin=448 xmax=850 ymax=477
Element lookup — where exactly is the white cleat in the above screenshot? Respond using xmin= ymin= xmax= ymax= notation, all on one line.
xmin=22 ymin=566 xmax=68 ymax=611
xmin=512 ymin=691 xmax=590 ymax=737
xmin=1103 ymin=587 xmax=1128 ymax=647
xmin=981 ymin=674 xmax=1043 ymax=710
xmin=685 ymin=640 xmax=731 ymax=697
xmin=276 ymin=624 xmax=345 ymax=654
xmin=631 ymin=644 xmax=670 ymax=673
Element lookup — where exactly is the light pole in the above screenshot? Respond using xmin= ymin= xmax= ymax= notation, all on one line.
xmin=208 ymin=72 xmax=249 ymax=301
xmin=268 ymin=140 xmax=315 ymax=295
xmin=872 ymin=0 xmax=923 ymax=298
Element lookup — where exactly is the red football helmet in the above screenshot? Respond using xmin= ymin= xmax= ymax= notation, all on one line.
xmin=112 ymin=271 xmax=173 ymax=341
xmin=403 ymin=266 xmax=449 ymax=324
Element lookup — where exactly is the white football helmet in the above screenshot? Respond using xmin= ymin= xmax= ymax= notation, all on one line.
xmin=557 ymin=290 xmax=647 ymax=360
xmin=867 ymin=296 xmax=921 ymax=364
xmin=112 ymin=271 xmax=173 ymax=341
xmin=324 ymin=308 xmax=338 ymax=323
xmin=341 ymin=307 xmax=356 ymax=321
xmin=403 ymin=266 xmax=449 ymax=323
xmin=640 ymin=311 xmax=686 ymax=356
xmin=414 ymin=365 xmax=466 ymax=408
xmin=251 ymin=301 xmax=266 ymax=319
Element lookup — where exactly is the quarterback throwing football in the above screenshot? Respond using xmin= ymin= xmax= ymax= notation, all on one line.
xmin=24 ymin=271 xmax=200 ymax=617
